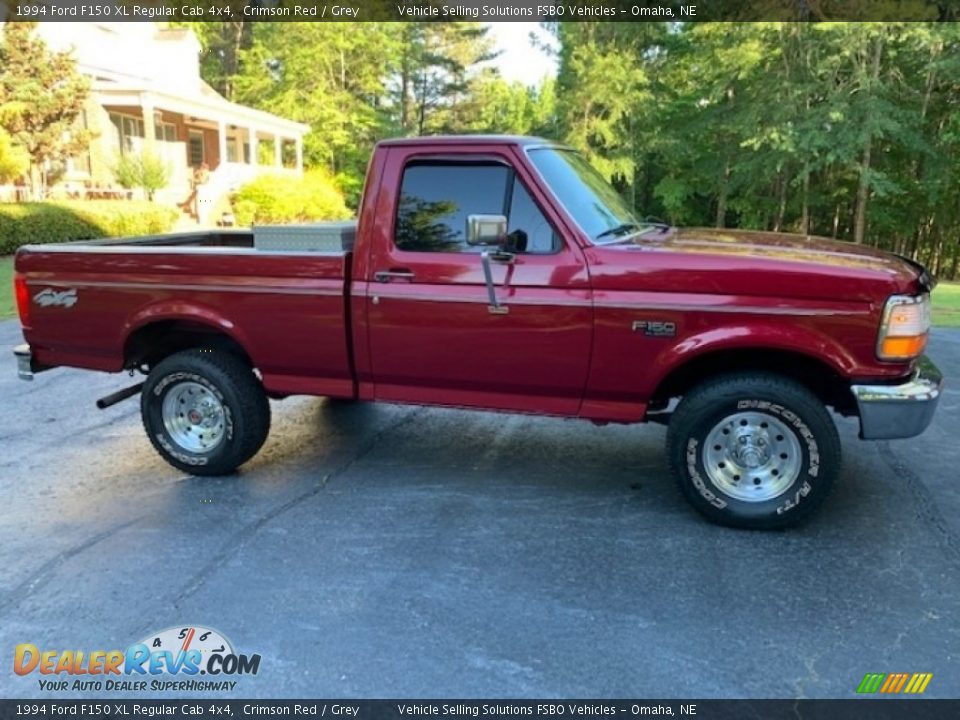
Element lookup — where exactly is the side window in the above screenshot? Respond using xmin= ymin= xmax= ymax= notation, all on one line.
xmin=395 ymin=163 xmax=509 ymax=253
xmin=395 ymin=161 xmax=561 ymax=254
xmin=508 ymin=180 xmax=560 ymax=254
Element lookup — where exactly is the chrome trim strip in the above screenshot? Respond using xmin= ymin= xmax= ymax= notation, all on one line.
xmin=19 ymin=244 xmax=347 ymax=258
xmin=367 ymin=292 xmax=869 ymax=317
xmin=30 ymin=280 xmax=345 ymax=297
xmin=367 ymin=291 xmax=589 ymax=307
xmin=593 ymin=301 xmax=866 ymax=316
xmin=367 ymin=291 xmax=864 ymax=315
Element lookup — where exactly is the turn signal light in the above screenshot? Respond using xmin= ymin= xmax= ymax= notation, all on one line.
xmin=14 ymin=272 xmax=30 ymax=328
xmin=879 ymin=335 xmax=927 ymax=359
xmin=877 ymin=294 xmax=930 ymax=361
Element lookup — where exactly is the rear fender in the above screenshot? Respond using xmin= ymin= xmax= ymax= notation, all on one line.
xmin=123 ymin=301 xmax=253 ymax=365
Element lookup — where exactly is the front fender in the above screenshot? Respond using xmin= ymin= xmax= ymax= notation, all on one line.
xmin=647 ymin=319 xmax=859 ymax=392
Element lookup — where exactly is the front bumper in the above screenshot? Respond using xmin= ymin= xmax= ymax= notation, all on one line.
xmin=851 ymin=356 xmax=943 ymax=440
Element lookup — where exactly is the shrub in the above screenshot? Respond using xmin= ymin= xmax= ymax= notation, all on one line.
xmin=0 ymin=128 xmax=29 ymax=184
xmin=232 ymin=170 xmax=351 ymax=227
xmin=0 ymin=201 xmax=178 ymax=254
xmin=113 ymin=152 xmax=170 ymax=200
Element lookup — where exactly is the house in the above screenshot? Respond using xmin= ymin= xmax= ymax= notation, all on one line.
xmin=30 ymin=22 xmax=309 ymax=224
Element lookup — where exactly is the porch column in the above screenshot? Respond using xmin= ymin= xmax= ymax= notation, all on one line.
xmin=274 ymin=135 xmax=282 ymax=168
xmin=295 ymin=136 xmax=303 ymax=173
xmin=218 ymin=119 xmax=227 ymax=169
xmin=248 ymin=127 xmax=257 ymax=167
xmin=141 ymin=93 xmax=156 ymax=153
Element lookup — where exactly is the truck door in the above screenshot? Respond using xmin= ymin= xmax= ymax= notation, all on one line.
xmin=361 ymin=145 xmax=593 ymax=415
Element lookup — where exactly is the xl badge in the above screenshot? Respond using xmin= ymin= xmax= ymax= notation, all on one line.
xmin=632 ymin=320 xmax=676 ymax=337
xmin=33 ymin=288 xmax=78 ymax=309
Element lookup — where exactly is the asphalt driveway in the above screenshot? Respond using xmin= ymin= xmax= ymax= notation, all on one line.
xmin=1 ymin=319 xmax=958 ymax=699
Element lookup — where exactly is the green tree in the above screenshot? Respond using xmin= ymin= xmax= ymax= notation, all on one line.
xmin=0 ymin=22 xmax=91 ymax=197
xmin=113 ymin=152 xmax=171 ymax=201
xmin=0 ymin=127 xmax=29 ymax=184
xmin=393 ymin=22 xmax=498 ymax=136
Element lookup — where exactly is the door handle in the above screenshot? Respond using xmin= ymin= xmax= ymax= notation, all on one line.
xmin=374 ymin=269 xmax=416 ymax=283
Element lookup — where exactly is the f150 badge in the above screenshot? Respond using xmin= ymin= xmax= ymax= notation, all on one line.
xmin=34 ymin=288 xmax=78 ymax=309
xmin=632 ymin=320 xmax=676 ymax=337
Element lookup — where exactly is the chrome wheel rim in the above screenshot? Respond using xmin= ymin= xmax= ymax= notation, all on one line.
xmin=161 ymin=381 xmax=226 ymax=454
xmin=702 ymin=411 xmax=802 ymax=502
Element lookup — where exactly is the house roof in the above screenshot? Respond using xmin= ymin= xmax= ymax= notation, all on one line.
xmin=30 ymin=21 xmax=309 ymax=137
xmin=92 ymin=75 xmax=310 ymax=137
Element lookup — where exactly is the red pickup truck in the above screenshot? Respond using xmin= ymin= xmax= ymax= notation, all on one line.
xmin=12 ymin=136 xmax=943 ymax=529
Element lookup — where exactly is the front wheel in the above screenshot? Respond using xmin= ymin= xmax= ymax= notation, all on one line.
xmin=666 ymin=373 xmax=841 ymax=530
xmin=141 ymin=349 xmax=271 ymax=476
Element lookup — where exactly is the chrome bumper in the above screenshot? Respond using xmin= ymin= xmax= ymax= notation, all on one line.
xmin=851 ymin=356 xmax=943 ymax=440
xmin=14 ymin=344 xmax=34 ymax=381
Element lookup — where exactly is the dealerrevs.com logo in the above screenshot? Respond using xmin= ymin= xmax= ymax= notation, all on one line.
xmin=13 ymin=626 xmax=261 ymax=693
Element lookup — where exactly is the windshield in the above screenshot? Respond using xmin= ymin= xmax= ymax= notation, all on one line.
xmin=527 ymin=147 xmax=641 ymax=243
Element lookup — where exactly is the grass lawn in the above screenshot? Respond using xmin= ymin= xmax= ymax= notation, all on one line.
xmin=932 ymin=281 xmax=960 ymax=328
xmin=0 ymin=255 xmax=13 ymax=320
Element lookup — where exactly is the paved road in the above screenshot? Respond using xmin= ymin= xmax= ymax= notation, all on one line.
xmin=1 ymin=319 xmax=958 ymax=699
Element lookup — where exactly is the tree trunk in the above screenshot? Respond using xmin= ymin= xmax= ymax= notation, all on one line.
xmin=852 ymin=34 xmax=884 ymax=245
xmin=774 ymin=171 xmax=788 ymax=232
xmin=799 ymin=167 xmax=810 ymax=235
xmin=715 ymin=159 xmax=730 ymax=228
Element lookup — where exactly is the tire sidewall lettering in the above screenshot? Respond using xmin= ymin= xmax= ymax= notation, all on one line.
xmin=686 ymin=438 xmax=728 ymax=509
xmin=681 ymin=398 xmax=821 ymax=515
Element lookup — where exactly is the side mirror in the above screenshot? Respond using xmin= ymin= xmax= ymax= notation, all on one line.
xmin=466 ymin=214 xmax=507 ymax=246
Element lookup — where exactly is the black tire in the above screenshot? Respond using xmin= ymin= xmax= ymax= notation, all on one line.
xmin=141 ymin=349 xmax=270 ymax=476
xmin=666 ymin=373 xmax=840 ymax=530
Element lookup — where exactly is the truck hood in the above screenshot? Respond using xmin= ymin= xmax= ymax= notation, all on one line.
xmin=623 ymin=227 xmax=932 ymax=293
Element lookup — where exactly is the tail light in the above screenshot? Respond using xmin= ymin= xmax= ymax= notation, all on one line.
xmin=877 ymin=294 xmax=930 ymax=361
xmin=14 ymin=272 xmax=30 ymax=328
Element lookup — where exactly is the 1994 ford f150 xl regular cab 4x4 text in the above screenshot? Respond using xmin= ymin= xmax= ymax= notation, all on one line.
xmin=11 ymin=136 xmax=945 ymax=529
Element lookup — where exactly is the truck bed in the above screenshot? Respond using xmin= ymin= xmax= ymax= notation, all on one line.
xmin=15 ymin=230 xmax=356 ymax=399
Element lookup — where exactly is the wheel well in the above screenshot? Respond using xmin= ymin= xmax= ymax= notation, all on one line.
xmin=124 ymin=320 xmax=253 ymax=370
xmin=651 ymin=348 xmax=856 ymax=415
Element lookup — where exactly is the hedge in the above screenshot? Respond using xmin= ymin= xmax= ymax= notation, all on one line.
xmin=0 ymin=201 xmax=179 ymax=254
xmin=233 ymin=170 xmax=352 ymax=228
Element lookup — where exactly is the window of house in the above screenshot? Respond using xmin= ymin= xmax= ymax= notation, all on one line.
xmin=154 ymin=123 xmax=176 ymax=142
xmin=188 ymin=130 xmax=205 ymax=167
xmin=394 ymin=161 xmax=560 ymax=254
xmin=226 ymin=136 xmax=240 ymax=163
xmin=109 ymin=113 xmax=145 ymax=156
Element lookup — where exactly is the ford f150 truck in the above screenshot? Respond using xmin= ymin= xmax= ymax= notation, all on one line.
xmin=12 ymin=136 xmax=944 ymax=529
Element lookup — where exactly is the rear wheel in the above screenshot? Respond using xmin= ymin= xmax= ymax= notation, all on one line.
xmin=141 ymin=349 xmax=270 ymax=476
xmin=666 ymin=373 xmax=840 ymax=529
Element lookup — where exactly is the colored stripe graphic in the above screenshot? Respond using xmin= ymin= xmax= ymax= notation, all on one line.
xmin=857 ymin=672 xmax=932 ymax=694
xmin=857 ymin=674 xmax=886 ymax=693
xmin=905 ymin=673 xmax=933 ymax=694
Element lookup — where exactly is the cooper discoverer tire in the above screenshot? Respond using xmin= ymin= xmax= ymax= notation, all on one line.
xmin=666 ymin=372 xmax=841 ymax=530
xmin=141 ymin=349 xmax=270 ymax=476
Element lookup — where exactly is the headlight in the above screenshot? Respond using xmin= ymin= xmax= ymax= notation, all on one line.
xmin=877 ymin=294 xmax=931 ymax=361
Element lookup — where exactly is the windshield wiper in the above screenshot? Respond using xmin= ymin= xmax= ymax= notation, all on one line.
xmin=595 ymin=223 xmax=639 ymax=241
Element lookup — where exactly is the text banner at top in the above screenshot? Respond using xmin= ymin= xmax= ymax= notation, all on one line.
xmin=0 ymin=0 xmax=955 ymax=23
